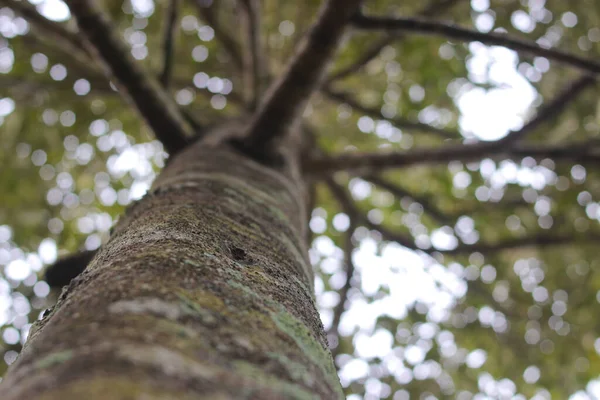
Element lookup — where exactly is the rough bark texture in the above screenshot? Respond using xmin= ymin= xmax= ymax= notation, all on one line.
xmin=0 ymin=129 xmax=341 ymax=399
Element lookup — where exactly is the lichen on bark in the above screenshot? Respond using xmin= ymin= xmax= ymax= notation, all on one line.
xmin=0 ymin=135 xmax=342 ymax=399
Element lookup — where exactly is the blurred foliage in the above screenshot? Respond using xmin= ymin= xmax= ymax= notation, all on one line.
xmin=1 ymin=0 xmax=600 ymax=398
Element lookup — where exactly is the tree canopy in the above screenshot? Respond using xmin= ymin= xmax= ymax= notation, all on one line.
xmin=1 ymin=0 xmax=600 ymax=398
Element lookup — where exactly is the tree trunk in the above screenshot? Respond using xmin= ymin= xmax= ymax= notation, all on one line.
xmin=0 ymin=131 xmax=342 ymax=399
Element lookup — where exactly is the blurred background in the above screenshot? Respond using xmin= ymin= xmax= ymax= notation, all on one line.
xmin=1 ymin=0 xmax=599 ymax=398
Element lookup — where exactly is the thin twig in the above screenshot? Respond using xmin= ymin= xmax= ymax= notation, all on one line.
xmin=364 ymin=175 xmax=454 ymax=225
xmin=326 ymin=0 xmax=464 ymax=83
xmin=500 ymin=75 xmax=596 ymax=144
xmin=326 ymin=36 xmax=391 ymax=84
xmin=467 ymin=280 xmax=524 ymax=318
xmin=305 ymin=181 xmax=317 ymax=246
xmin=10 ymin=18 xmax=228 ymax=107
xmin=325 ymin=179 xmax=600 ymax=259
xmin=324 ymin=88 xmax=459 ymax=139
xmin=352 ymin=14 xmax=600 ymax=75
xmin=238 ymin=0 xmax=266 ymax=109
xmin=2 ymin=0 xmax=91 ymax=67
xmin=7 ymin=0 xmax=224 ymax=137
xmin=160 ymin=0 xmax=180 ymax=89
xmin=0 ymin=74 xmax=82 ymax=96
xmin=66 ymin=0 xmax=194 ymax=154
xmin=366 ymin=175 xmax=533 ymax=225
xmin=193 ymin=0 xmax=244 ymax=71
xmin=326 ymin=178 xmax=419 ymax=250
xmin=2 ymin=0 xmax=86 ymax=53
xmin=328 ymin=224 xmax=357 ymax=348
xmin=332 ymin=75 xmax=592 ymax=160
xmin=236 ymin=0 xmax=364 ymax=159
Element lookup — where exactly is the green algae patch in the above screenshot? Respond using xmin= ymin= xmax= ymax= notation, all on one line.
xmin=35 ymin=350 xmax=74 ymax=369
xmin=265 ymin=351 xmax=315 ymax=388
xmin=183 ymin=258 xmax=201 ymax=267
xmin=232 ymin=360 xmax=318 ymax=400
xmin=225 ymin=277 xmax=342 ymax=397
xmin=175 ymin=290 xmax=223 ymax=324
xmin=226 ymin=279 xmax=271 ymax=307
xmin=38 ymin=376 xmax=201 ymax=400
xmin=272 ymin=311 xmax=340 ymax=390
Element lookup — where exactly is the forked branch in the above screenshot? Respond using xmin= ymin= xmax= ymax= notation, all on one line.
xmin=500 ymin=75 xmax=596 ymax=144
xmin=235 ymin=0 xmax=364 ymax=160
xmin=326 ymin=178 xmax=600 ymax=258
xmin=326 ymin=0 xmax=463 ymax=83
xmin=66 ymin=0 xmax=194 ymax=154
xmin=316 ymin=74 xmax=597 ymax=172
xmin=324 ymin=88 xmax=460 ymax=139
xmin=352 ymin=14 xmax=600 ymax=75
xmin=326 ymin=178 xmax=418 ymax=250
xmin=364 ymin=175 xmax=454 ymax=225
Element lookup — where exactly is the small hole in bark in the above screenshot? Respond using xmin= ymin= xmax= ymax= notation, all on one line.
xmin=230 ymin=247 xmax=247 ymax=261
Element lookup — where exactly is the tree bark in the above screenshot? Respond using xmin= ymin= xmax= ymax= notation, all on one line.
xmin=0 ymin=126 xmax=341 ymax=399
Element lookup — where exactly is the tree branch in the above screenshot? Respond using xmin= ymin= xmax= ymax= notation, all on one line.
xmin=352 ymin=14 xmax=600 ymax=76
xmin=364 ymin=175 xmax=454 ymax=225
xmin=366 ymin=175 xmax=535 ymax=226
xmin=326 ymin=36 xmax=392 ymax=84
xmin=160 ymin=0 xmax=180 ymax=89
xmin=326 ymin=0 xmax=463 ymax=83
xmin=5 ymin=11 xmax=225 ymax=107
xmin=325 ymin=178 xmax=419 ymax=250
xmin=44 ymin=250 xmax=96 ymax=288
xmin=1 ymin=0 xmax=91 ymax=66
xmin=2 ymin=0 xmax=85 ymax=52
xmin=328 ymin=224 xmax=356 ymax=349
xmin=310 ymin=141 xmax=487 ymax=174
xmin=445 ymin=231 xmax=600 ymax=256
xmin=320 ymin=179 xmax=358 ymax=343
xmin=325 ymin=179 xmax=599 ymax=261
xmin=234 ymin=0 xmax=364 ymax=161
xmin=323 ymin=88 xmax=460 ymax=139
xmin=66 ymin=0 xmax=194 ymax=154
xmin=500 ymin=75 xmax=596 ymax=144
xmin=6 ymin=5 xmax=131 ymax=104
xmin=193 ymin=0 xmax=244 ymax=72
xmin=467 ymin=280 xmax=525 ymax=319
xmin=0 ymin=74 xmax=81 ymax=99
xmin=305 ymin=181 xmax=317 ymax=246
xmin=7 ymin=0 xmax=222 ymax=137
xmin=308 ymin=139 xmax=600 ymax=175
xmin=238 ymin=0 xmax=267 ymax=110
